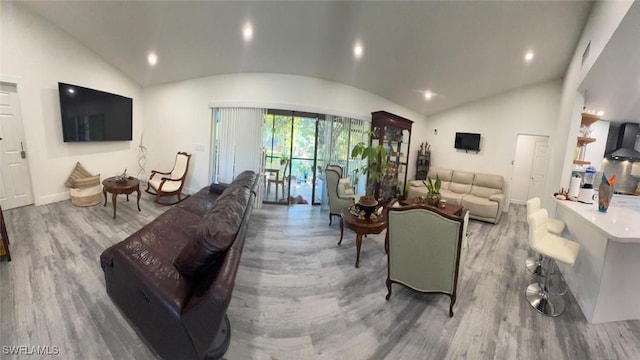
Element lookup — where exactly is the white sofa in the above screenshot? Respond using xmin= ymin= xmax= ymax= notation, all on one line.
xmin=407 ymin=167 xmax=505 ymax=224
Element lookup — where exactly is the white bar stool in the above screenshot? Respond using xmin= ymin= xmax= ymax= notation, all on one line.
xmin=525 ymin=197 xmax=566 ymax=276
xmin=525 ymin=209 xmax=580 ymax=317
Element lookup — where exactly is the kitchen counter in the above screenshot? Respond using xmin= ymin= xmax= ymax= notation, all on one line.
xmin=556 ymin=195 xmax=640 ymax=242
xmin=554 ymin=195 xmax=640 ymax=323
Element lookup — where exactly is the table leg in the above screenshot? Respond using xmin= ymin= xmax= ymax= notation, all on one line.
xmin=338 ymin=218 xmax=344 ymax=245
xmin=355 ymin=233 xmax=363 ymax=268
xmin=103 ymin=188 xmax=107 ymax=207
xmin=126 ymin=194 xmax=129 ymax=201
xmin=111 ymin=193 xmax=117 ymax=219
xmin=136 ymin=188 xmax=141 ymax=212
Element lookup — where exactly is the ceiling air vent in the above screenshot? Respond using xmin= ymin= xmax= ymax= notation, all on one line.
xmin=582 ymin=41 xmax=591 ymax=67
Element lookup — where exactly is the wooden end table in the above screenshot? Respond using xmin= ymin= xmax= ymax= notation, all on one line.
xmin=399 ymin=197 xmax=464 ymax=217
xmin=102 ymin=177 xmax=141 ymax=219
xmin=339 ymin=209 xmax=387 ymax=268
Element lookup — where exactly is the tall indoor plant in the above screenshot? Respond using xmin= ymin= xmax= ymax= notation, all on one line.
xmin=350 ymin=130 xmax=387 ymax=199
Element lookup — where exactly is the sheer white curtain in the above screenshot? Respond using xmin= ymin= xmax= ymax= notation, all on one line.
xmin=212 ymin=107 xmax=266 ymax=184
xmin=319 ymin=115 xmax=370 ymax=208
xmin=348 ymin=117 xmax=369 ymax=194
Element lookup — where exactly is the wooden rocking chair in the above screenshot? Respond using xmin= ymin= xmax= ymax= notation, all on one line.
xmin=146 ymin=152 xmax=192 ymax=205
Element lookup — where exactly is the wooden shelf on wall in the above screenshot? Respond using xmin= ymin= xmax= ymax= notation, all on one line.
xmin=573 ymin=160 xmax=591 ymax=165
xmin=581 ymin=113 xmax=600 ymax=127
xmin=577 ymin=136 xmax=596 ymax=146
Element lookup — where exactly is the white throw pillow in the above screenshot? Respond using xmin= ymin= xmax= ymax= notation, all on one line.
xmin=338 ymin=177 xmax=352 ymax=195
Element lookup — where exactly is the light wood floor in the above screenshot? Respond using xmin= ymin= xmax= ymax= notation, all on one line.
xmin=1 ymin=196 xmax=639 ymax=359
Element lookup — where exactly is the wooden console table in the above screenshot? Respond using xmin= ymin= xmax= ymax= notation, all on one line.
xmin=399 ymin=197 xmax=464 ymax=217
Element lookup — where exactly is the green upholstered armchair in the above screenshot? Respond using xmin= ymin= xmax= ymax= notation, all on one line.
xmin=385 ymin=201 xmax=470 ymax=317
xmin=325 ymin=165 xmax=360 ymax=225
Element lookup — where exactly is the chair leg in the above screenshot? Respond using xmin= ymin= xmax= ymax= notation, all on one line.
xmin=329 ymin=213 xmax=332 ymax=225
xmin=385 ymin=278 xmax=392 ymax=300
xmin=449 ymin=294 xmax=456 ymax=317
xmin=526 ymin=254 xmax=547 ymax=277
xmin=525 ymin=260 xmax=565 ymax=317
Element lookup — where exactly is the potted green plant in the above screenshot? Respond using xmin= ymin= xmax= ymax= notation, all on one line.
xmin=350 ymin=130 xmax=387 ymax=201
xmin=423 ymin=175 xmax=441 ymax=206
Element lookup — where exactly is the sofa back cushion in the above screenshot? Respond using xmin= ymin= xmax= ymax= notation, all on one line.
xmin=427 ymin=167 xmax=453 ymax=190
xmin=230 ymin=171 xmax=259 ymax=193
xmin=174 ymin=186 xmax=251 ymax=277
xmin=471 ymin=173 xmax=504 ymax=198
xmin=448 ymin=171 xmax=474 ymax=194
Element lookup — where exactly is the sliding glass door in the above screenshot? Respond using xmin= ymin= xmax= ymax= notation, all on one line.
xmin=263 ymin=111 xmax=320 ymax=205
xmin=263 ymin=110 xmax=369 ymax=206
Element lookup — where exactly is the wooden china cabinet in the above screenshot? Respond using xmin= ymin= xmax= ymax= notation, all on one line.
xmin=370 ymin=111 xmax=413 ymax=202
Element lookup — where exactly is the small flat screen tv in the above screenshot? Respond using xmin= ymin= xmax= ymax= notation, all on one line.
xmin=59 ymin=82 xmax=132 ymax=142
xmin=454 ymin=132 xmax=481 ymax=151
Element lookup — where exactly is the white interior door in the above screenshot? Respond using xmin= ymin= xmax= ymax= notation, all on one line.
xmin=511 ymin=134 xmax=549 ymax=204
xmin=0 ymin=83 xmax=34 ymax=209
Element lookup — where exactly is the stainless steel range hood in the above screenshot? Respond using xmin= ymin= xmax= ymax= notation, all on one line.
xmin=606 ymin=122 xmax=640 ymax=161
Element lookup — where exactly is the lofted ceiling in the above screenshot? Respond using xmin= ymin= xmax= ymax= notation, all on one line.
xmin=19 ymin=1 xmax=593 ymax=117
xmin=580 ymin=1 xmax=640 ymax=125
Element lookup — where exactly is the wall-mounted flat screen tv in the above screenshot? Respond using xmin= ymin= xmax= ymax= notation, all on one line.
xmin=59 ymin=82 xmax=132 ymax=142
xmin=454 ymin=132 xmax=481 ymax=151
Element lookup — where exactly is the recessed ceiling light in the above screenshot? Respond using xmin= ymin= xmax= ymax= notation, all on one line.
xmin=524 ymin=51 xmax=534 ymax=62
xmin=147 ymin=52 xmax=158 ymax=66
xmin=243 ymin=23 xmax=253 ymax=41
xmin=354 ymin=43 xmax=363 ymax=58
xmin=424 ymin=90 xmax=434 ymax=100
xmin=597 ymin=111 xmax=605 ymax=117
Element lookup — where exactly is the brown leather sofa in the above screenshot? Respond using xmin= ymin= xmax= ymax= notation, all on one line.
xmin=100 ymin=171 xmax=259 ymax=360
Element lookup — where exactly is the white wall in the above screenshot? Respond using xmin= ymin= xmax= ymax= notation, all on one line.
xmin=142 ymin=73 xmax=427 ymax=193
xmin=544 ymin=0 xmax=633 ymax=211
xmin=0 ymin=2 xmax=143 ymax=205
xmin=414 ymin=80 xmax=562 ymax=208
xmin=3 ymin=0 xmax=632 ymax=208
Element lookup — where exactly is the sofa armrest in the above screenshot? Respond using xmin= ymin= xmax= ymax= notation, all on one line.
xmin=489 ymin=193 xmax=505 ymax=212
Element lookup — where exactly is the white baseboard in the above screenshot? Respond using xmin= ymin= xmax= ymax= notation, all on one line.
xmin=183 ymin=187 xmax=200 ymax=195
xmin=37 ymin=191 xmax=70 ymax=206
xmin=35 ymin=186 xmax=219 ymax=206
